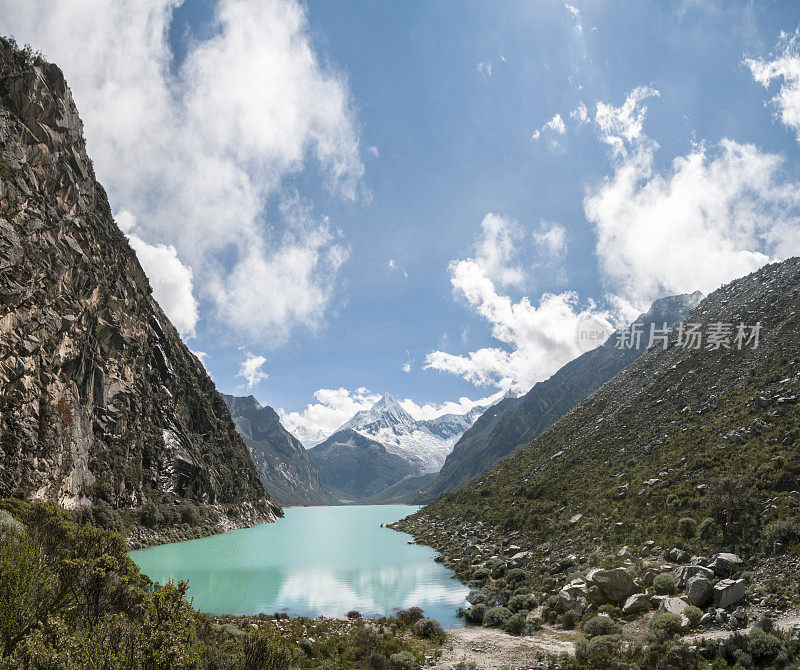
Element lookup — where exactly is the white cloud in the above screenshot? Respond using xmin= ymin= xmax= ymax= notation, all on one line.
xmin=401 ymin=361 xmax=412 ymax=374
xmin=532 ymin=221 xmax=567 ymax=260
xmin=532 ymin=113 xmax=566 ymax=141
xmin=237 ymin=352 xmax=269 ymax=388
xmin=746 ymin=30 xmax=800 ymax=141
xmin=585 ymin=86 xmax=800 ymax=312
xmin=477 ymin=61 xmax=493 ymax=77
xmin=570 ymin=101 xmax=590 ymax=124
xmin=424 ymin=217 xmax=609 ymax=393
xmin=474 ymin=213 xmax=525 ymax=287
xmin=594 ymin=86 xmax=660 ymax=154
xmin=116 ymin=209 xmax=199 ymax=338
xmin=399 ymin=391 xmax=504 ymax=422
xmin=387 ymin=258 xmax=408 ymax=278
xmin=368 ymin=146 xmax=379 ymax=158
xmin=191 ymin=350 xmax=208 ymax=366
xmin=279 ymin=387 xmax=380 ymax=446
xmin=2 ymin=0 xmax=363 ymax=345
xmin=564 ymin=3 xmax=581 ymax=19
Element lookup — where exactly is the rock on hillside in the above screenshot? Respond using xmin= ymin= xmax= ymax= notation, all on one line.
xmin=223 ymin=394 xmax=333 ymax=506
xmin=0 ymin=40 xmax=280 ymax=523
xmin=308 ymin=428 xmax=426 ymax=503
xmin=396 ymin=257 xmax=800 ymax=566
xmin=414 ymin=292 xmax=702 ymax=503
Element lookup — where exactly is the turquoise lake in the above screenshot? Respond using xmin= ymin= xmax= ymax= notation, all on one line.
xmin=130 ymin=505 xmax=469 ymax=629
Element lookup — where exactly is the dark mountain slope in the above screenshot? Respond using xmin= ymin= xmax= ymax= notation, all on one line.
xmin=308 ymin=428 xmax=425 ymax=503
xmin=0 ymin=40 xmax=279 ymax=524
xmin=397 ymin=258 xmax=800 ymax=565
xmin=414 ymin=292 xmax=702 ymax=503
xmin=223 ymin=394 xmax=333 ymax=506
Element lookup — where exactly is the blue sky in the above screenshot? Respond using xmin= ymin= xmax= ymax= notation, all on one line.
xmin=6 ymin=0 xmax=800 ymax=444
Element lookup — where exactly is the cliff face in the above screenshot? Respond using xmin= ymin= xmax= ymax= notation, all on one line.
xmin=223 ymin=394 xmax=333 ymax=506
xmin=0 ymin=41 xmax=280 ymax=521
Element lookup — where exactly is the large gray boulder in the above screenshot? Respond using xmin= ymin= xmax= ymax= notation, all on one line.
xmin=622 ymin=593 xmax=650 ymax=616
xmin=558 ymin=579 xmax=589 ymax=613
xmin=659 ymin=597 xmax=689 ymax=615
xmin=685 ymin=576 xmax=713 ymax=607
xmin=713 ymin=579 xmax=745 ymax=608
xmin=586 ymin=567 xmax=637 ymax=605
xmin=675 ymin=564 xmax=714 ymax=588
xmin=508 ymin=551 xmax=532 ymax=568
xmin=708 ymin=553 xmax=743 ymax=577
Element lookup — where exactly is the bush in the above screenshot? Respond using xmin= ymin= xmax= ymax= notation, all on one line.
xmin=583 ymin=616 xmax=621 ymax=638
xmin=347 ymin=610 xmax=362 ymax=619
xmin=561 ymin=609 xmax=577 ymax=629
xmin=483 ymin=606 xmax=513 ymax=628
xmin=396 ymin=606 xmax=424 ymax=626
xmin=412 ymin=618 xmax=443 ymax=640
xmin=575 ymin=634 xmax=623 ymax=665
xmin=653 ymin=573 xmax=677 ymax=595
xmin=471 ymin=568 xmax=490 ymax=581
xmin=507 ymin=594 xmax=533 ymax=613
xmin=763 ymin=518 xmax=800 ymax=551
xmin=389 ymin=650 xmax=418 ymax=669
xmin=464 ymin=604 xmax=486 ymax=625
xmin=678 ymin=517 xmax=697 ymax=539
xmin=684 ymin=605 xmax=702 ymax=629
xmin=485 ymin=558 xmax=506 ymax=579
xmin=748 ymin=627 xmax=783 ymax=663
xmin=502 ymin=612 xmax=527 ymax=636
xmin=698 ymin=517 xmax=719 ymax=542
xmin=506 ymin=568 xmax=527 ymax=584
xmin=649 ymin=612 xmax=683 ymax=638
xmin=241 ymin=629 xmax=298 ymax=669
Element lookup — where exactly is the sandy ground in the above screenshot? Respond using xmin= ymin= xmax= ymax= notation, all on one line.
xmin=431 ymin=625 xmax=577 ymax=669
xmin=430 ymin=613 xmax=800 ymax=669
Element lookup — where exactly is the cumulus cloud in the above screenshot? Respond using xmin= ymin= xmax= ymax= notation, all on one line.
xmin=2 ymin=0 xmax=363 ymax=345
xmin=532 ymin=221 xmax=567 ymax=260
xmin=387 ymin=258 xmax=408 ymax=278
xmin=594 ymin=86 xmax=660 ymax=154
xmin=424 ymin=217 xmax=609 ymax=393
xmin=237 ymin=352 xmax=269 ymax=388
xmin=746 ymin=30 xmax=800 ymax=141
xmin=585 ymin=87 xmax=800 ymax=313
xmin=571 ymin=101 xmax=590 ymax=124
xmin=279 ymin=387 xmax=381 ymax=446
xmin=531 ymin=113 xmax=566 ymax=141
xmin=474 ymin=214 xmax=525 ymax=287
xmin=477 ymin=61 xmax=493 ymax=77
xmin=399 ymin=391 xmax=504 ymax=422
xmin=115 ymin=209 xmax=199 ymax=338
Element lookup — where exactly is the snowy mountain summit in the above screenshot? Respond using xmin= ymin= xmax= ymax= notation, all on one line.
xmin=340 ymin=394 xmax=486 ymax=472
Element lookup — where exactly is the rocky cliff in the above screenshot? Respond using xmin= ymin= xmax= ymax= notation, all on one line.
xmin=223 ymin=394 xmax=333 ymax=506
xmin=413 ymin=292 xmax=702 ymax=503
xmin=0 ymin=39 xmax=280 ymax=524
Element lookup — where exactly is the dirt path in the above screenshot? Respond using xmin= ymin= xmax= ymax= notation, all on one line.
xmin=431 ymin=626 xmax=577 ymax=669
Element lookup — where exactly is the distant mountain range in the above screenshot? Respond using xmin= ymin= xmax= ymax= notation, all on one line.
xmin=412 ymin=291 xmax=703 ymax=503
xmin=223 ymin=395 xmax=333 ymax=506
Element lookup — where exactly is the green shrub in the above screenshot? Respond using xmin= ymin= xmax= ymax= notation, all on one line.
xmin=507 ymin=594 xmax=533 ymax=612
xmin=763 ymin=518 xmax=800 ymax=551
xmin=464 ymin=604 xmax=486 ymax=625
xmin=241 ymin=628 xmax=299 ymax=669
xmin=483 ymin=606 xmax=513 ymax=628
xmin=471 ymin=568 xmax=490 ymax=581
xmin=747 ymin=627 xmax=783 ymax=663
xmin=649 ymin=612 xmax=683 ymax=638
xmin=412 ymin=618 xmax=443 ymax=640
xmin=506 ymin=568 xmax=527 ymax=584
xmin=575 ymin=634 xmax=623 ymax=665
xmin=396 ymin=606 xmax=424 ymax=626
xmin=562 ymin=609 xmax=577 ymax=629
xmin=678 ymin=517 xmax=697 ymax=539
xmin=684 ymin=605 xmax=702 ymax=629
xmin=583 ymin=616 xmax=621 ymax=638
xmin=698 ymin=517 xmax=719 ymax=542
xmin=653 ymin=573 xmax=677 ymax=595
xmin=485 ymin=559 xmax=506 ymax=578
xmin=389 ymin=650 xmax=418 ymax=669
xmin=502 ymin=612 xmax=527 ymax=636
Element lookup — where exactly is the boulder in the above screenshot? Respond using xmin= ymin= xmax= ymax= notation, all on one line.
xmin=659 ymin=597 xmax=689 ymax=615
xmin=675 ymin=564 xmax=715 ymax=588
xmin=685 ymin=577 xmax=713 ymax=607
xmin=508 ymin=551 xmax=532 ymax=568
xmin=558 ymin=578 xmax=589 ymax=612
xmin=585 ymin=567 xmax=637 ymax=605
xmin=708 ymin=553 xmax=743 ymax=577
xmin=621 ymin=593 xmax=650 ymax=616
xmin=713 ymin=579 xmax=745 ymax=608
